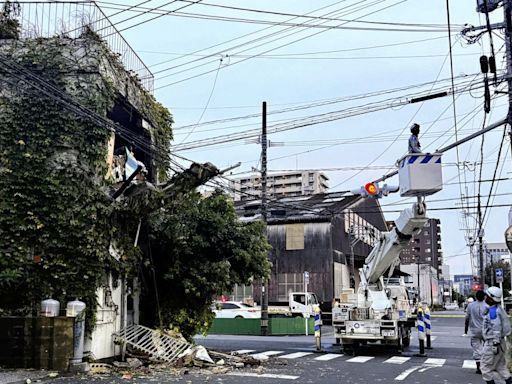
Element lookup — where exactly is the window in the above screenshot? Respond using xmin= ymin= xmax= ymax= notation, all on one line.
xmin=425 ymin=248 xmax=431 ymax=253
xmin=277 ymin=273 xmax=304 ymax=301
xmin=293 ymin=293 xmax=306 ymax=305
xmin=221 ymin=303 xmax=239 ymax=310
xmin=229 ymin=284 xmax=253 ymax=302
xmin=286 ymin=224 xmax=305 ymax=250
xmin=424 ymin=231 xmax=430 ymax=236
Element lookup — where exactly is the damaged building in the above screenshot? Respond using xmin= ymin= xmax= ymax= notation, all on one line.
xmin=235 ymin=192 xmax=388 ymax=311
xmin=0 ymin=1 xmax=172 ymax=365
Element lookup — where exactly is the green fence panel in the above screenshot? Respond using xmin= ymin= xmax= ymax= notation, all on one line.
xmin=269 ymin=318 xmax=314 ymax=335
xmin=208 ymin=318 xmax=260 ymax=335
xmin=207 ymin=317 xmax=315 ymax=336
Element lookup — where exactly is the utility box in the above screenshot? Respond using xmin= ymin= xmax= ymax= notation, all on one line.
xmin=398 ymin=153 xmax=442 ymax=197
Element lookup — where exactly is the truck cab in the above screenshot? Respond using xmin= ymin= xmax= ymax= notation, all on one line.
xmin=268 ymin=292 xmax=319 ymax=317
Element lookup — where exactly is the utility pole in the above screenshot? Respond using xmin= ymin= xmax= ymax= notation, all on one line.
xmin=478 ymin=194 xmax=485 ymax=287
xmin=260 ymin=101 xmax=269 ymax=336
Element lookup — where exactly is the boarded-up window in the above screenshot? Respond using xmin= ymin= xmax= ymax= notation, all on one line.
xmin=286 ymin=224 xmax=304 ymax=250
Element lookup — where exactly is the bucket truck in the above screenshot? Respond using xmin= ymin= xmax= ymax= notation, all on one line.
xmin=332 ymin=152 xmax=443 ymax=354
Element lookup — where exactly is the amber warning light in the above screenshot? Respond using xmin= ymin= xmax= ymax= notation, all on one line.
xmin=364 ymin=182 xmax=379 ymax=196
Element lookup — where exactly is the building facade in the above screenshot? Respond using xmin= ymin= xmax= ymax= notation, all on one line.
xmin=399 ymin=218 xmax=443 ymax=274
xmin=235 ymin=192 xmax=388 ymax=310
xmin=485 ymin=242 xmax=512 ymax=265
xmin=230 ymin=171 xmax=329 ymax=201
xmin=454 ymin=274 xmax=474 ymax=297
xmin=398 ymin=219 xmax=443 ymax=305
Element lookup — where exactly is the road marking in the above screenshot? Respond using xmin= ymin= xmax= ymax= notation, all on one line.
xmin=234 ymin=349 xmax=256 ymax=354
xmin=314 ymin=354 xmax=343 ymax=361
xmin=424 ymin=358 xmax=446 ymax=366
xmin=418 ymin=366 xmax=436 ymax=373
xmin=346 ymin=356 xmax=374 ymax=363
xmin=463 ymin=360 xmax=477 ymax=369
xmin=384 ymin=356 xmax=411 ymax=364
xmin=394 ymin=366 xmax=421 ymax=381
xmin=431 ymin=336 xmax=437 ymax=341
xmin=278 ymin=352 xmax=313 ymax=359
xmin=228 ymin=372 xmax=298 ymax=380
xmin=250 ymin=351 xmax=284 ymax=358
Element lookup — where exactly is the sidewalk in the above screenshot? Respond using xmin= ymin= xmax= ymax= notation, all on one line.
xmin=0 ymin=369 xmax=58 ymax=384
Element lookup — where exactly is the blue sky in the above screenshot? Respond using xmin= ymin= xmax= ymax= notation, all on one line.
xmin=100 ymin=0 xmax=511 ymax=276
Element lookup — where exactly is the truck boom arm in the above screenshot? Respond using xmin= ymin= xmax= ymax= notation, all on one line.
xmin=360 ymin=200 xmax=427 ymax=287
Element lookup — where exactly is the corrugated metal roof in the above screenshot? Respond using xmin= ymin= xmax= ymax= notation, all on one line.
xmin=235 ymin=192 xmax=362 ymax=224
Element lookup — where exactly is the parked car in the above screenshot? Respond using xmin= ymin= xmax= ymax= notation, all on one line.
xmin=444 ymin=302 xmax=459 ymax=310
xmin=212 ymin=301 xmax=260 ymax=319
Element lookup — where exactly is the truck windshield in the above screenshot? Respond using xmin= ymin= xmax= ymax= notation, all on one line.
xmin=308 ymin=294 xmax=318 ymax=304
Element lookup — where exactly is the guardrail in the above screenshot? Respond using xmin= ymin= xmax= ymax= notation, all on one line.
xmin=9 ymin=1 xmax=154 ymax=93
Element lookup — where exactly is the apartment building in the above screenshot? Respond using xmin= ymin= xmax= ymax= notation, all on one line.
xmin=398 ymin=218 xmax=443 ymax=306
xmin=400 ymin=218 xmax=443 ymax=274
xmin=485 ymin=242 xmax=511 ymax=265
xmin=230 ymin=171 xmax=329 ymax=201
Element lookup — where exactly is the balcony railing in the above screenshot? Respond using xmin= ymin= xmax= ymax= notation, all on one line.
xmin=7 ymin=1 xmax=154 ymax=93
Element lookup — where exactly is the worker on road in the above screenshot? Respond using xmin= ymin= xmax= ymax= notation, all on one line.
xmin=480 ymin=286 xmax=512 ymax=384
xmin=464 ymin=290 xmax=487 ymax=374
xmin=408 ymin=123 xmax=421 ymax=153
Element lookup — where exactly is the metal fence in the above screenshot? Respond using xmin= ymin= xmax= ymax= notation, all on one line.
xmin=9 ymin=1 xmax=154 ymax=93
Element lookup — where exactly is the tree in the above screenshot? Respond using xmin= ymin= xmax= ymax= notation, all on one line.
xmin=140 ymin=190 xmax=271 ymax=339
xmin=485 ymin=260 xmax=511 ymax=296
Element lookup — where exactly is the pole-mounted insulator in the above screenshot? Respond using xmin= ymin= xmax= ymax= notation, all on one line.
xmin=480 ymin=55 xmax=489 ymax=74
xmin=489 ymin=56 xmax=496 ymax=73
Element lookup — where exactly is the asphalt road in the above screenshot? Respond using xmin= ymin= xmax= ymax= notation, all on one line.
xmin=50 ymin=311 xmax=503 ymax=384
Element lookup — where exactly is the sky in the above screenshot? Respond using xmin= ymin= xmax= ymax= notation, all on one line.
xmin=91 ymin=0 xmax=512 ymax=276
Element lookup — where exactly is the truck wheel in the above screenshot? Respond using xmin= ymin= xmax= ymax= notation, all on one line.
xmin=352 ymin=341 xmax=360 ymax=356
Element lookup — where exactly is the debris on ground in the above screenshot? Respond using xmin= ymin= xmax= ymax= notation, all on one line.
xmin=88 ymin=336 xmax=266 ymax=381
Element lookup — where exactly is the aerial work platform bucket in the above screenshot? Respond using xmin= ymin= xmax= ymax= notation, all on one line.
xmin=397 ymin=153 xmax=443 ymax=197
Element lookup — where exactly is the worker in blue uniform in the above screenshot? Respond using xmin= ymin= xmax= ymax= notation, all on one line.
xmin=408 ymin=123 xmax=421 ymax=153
xmin=480 ymin=286 xmax=512 ymax=384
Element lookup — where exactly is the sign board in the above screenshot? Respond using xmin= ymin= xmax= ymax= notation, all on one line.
xmin=304 ymin=271 xmax=310 ymax=284
xmin=496 ymin=268 xmax=504 ymax=283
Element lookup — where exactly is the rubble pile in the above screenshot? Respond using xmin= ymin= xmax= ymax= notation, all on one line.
xmin=88 ymin=344 xmax=268 ymax=380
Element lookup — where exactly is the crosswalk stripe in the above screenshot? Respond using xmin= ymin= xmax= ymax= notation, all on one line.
xmin=278 ymin=352 xmax=313 ymax=359
xmin=424 ymin=358 xmax=446 ymax=366
xmin=234 ymin=349 xmax=256 ymax=354
xmin=431 ymin=336 xmax=437 ymax=341
xmin=237 ymin=350 xmax=470 ymax=369
xmin=463 ymin=360 xmax=477 ymax=369
xmin=314 ymin=354 xmax=343 ymax=361
xmin=346 ymin=356 xmax=374 ymax=363
xmin=384 ymin=356 xmax=411 ymax=364
xmin=250 ymin=351 xmax=284 ymax=357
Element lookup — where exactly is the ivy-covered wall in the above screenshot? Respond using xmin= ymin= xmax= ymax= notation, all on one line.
xmin=0 ymin=34 xmax=173 ymax=327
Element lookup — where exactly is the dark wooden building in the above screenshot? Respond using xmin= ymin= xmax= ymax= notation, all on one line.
xmin=235 ymin=192 xmax=388 ymax=307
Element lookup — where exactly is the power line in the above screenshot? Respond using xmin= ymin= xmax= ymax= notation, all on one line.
xmin=97 ymin=2 xmax=453 ymax=34
xmin=154 ymin=0 xmax=412 ymax=88
xmin=173 ymin=74 xmax=491 ymax=152
xmin=97 ymin=0 xmax=461 ymax=29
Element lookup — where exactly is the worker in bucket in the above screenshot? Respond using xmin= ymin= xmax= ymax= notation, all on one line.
xmin=408 ymin=123 xmax=421 ymax=153
xmin=480 ymin=286 xmax=512 ymax=384
xmin=464 ymin=290 xmax=487 ymax=374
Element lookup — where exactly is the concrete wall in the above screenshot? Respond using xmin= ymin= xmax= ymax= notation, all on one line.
xmin=0 ymin=317 xmax=74 ymax=370
xmin=84 ymin=276 xmax=124 ymax=360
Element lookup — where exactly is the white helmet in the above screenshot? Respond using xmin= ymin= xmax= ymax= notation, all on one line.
xmin=467 ymin=297 xmax=474 ymax=303
xmin=485 ymin=286 xmax=502 ymax=303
